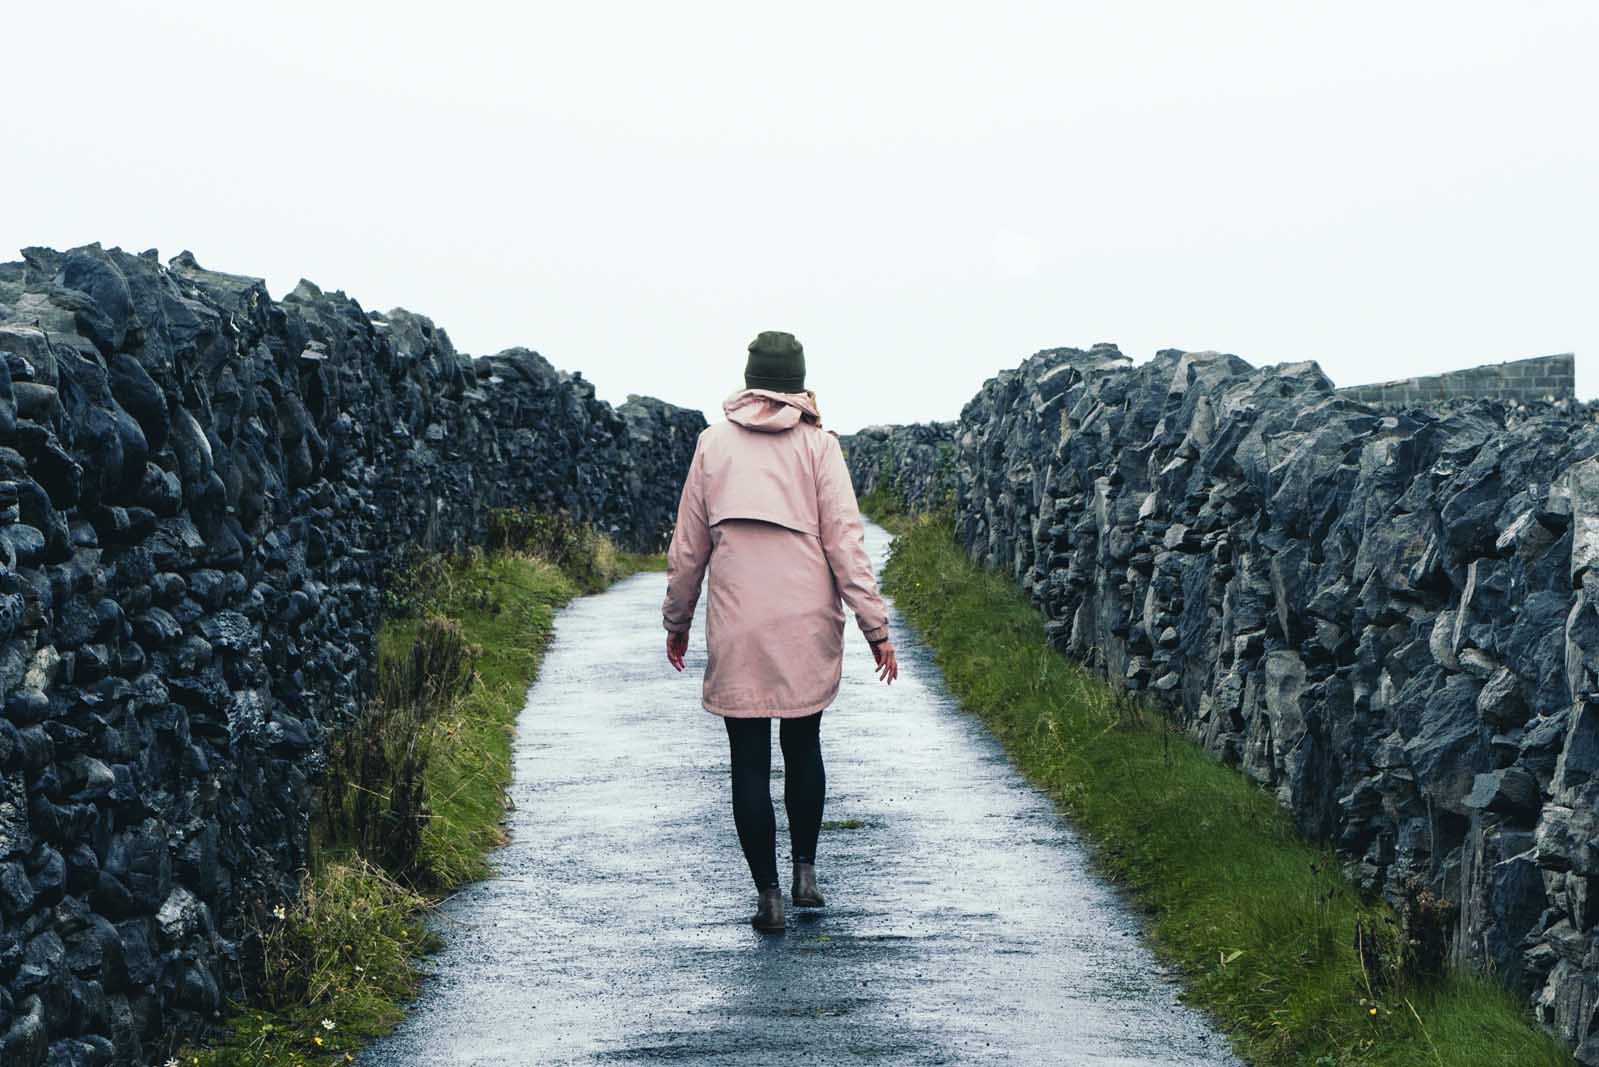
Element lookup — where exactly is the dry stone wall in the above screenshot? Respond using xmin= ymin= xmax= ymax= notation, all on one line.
xmin=838 ymin=420 xmax=957 ymax=514
xmin=845 ymin=345 xmax=1599 ymax=1062
xmin=0 ymin=244 xmax=704 ymax=1066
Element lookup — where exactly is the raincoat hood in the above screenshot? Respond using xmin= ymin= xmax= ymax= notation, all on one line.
xmin=722 ymin=388 xmax=820 ymax=433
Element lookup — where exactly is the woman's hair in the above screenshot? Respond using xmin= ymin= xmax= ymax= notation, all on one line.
xmin=805 ymin=389 xmax=822 ymax=426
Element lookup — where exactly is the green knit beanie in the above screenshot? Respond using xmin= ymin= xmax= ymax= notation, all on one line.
xmin=744 ymin=331 xmax=806 ymax=392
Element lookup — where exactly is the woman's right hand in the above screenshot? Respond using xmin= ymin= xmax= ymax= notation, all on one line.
xmin=666 ymin=631 xmax=689 ymax=671
xmin=871 ymin=638 xmax=898 ymax=685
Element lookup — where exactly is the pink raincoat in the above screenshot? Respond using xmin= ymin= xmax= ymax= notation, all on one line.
xmin=662 ymin=388 xmax=890 ymax=718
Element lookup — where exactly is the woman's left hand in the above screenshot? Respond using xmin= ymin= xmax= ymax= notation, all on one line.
xmin=666 ymin=631 xmax=689 ymax=671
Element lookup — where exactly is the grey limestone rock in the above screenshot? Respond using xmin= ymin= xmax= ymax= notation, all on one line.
xmin=0 ymin=243 xmax=705 ymax=1058
xmin=848 ymin=341 xmax=1599 ymax=1060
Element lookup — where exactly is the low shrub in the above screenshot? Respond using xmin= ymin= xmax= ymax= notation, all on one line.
xmin=486 ymin=507 xmax=620 ymax=593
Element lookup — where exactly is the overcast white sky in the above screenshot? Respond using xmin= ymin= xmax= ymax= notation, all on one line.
xmin=4 ymin=2 xmax=1594 ymax=432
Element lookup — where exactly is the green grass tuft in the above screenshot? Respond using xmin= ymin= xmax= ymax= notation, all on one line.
xmin=179 ymin=857 xmax=440 ymax=1065
xmin=876 ymin=512 xmax=1572 ymax=1067
xmin=855 ymin=484 xmax=909 ymax=530
xmin=373 ymin=550 xmax=580 ymax=887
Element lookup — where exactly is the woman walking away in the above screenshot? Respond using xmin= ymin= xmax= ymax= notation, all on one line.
xmin=662 ymin=330 xmax=898 ymax=934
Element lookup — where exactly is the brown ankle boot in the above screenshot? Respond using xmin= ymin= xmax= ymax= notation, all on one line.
xmin=750 ymin=886 xmax=785 ymax=932
xmin=791 ymin=862 xmax=825 ymax=908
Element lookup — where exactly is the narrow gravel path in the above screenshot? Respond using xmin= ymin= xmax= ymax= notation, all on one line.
xmin=356 ymin=523 xmax=1240 ymax=1066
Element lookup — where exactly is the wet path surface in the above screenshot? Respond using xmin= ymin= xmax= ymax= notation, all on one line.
xmin=356 ymin=523 xmax=1240 ymax=1066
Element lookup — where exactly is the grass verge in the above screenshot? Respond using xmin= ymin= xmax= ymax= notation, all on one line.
xmin=856 ymin=483 xmax=912 ymax=533
xmin=172 ymin=513 xmax=662 ymax=1067
xmin=874 ymin=510 xmax=1572 ymax=1067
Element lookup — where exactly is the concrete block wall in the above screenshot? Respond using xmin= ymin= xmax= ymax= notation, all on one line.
xmin=1338 ymin=353 xmax=1576 ymax=408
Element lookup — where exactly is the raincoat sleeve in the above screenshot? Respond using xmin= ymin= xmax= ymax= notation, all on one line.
xmin=662 ymin=434 xmax=711 ymax=635
xmin=816 ymin=433 xmax=891 ymax=644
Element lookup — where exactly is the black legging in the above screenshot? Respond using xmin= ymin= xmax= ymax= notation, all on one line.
xmin=724 ymin=711 xmax=825 ymax=891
